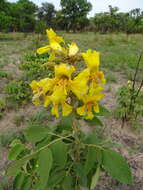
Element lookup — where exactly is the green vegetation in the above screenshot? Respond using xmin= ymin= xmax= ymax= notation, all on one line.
xmin=5 ymin=80 xmax=31 ymax=107
xmin=20 ymin=53 xmax=52 ymax=81
xmin=115 ymin=53 xmax=143 ymax=128
xmin=0 ymin=0 xmax=142 ymax=33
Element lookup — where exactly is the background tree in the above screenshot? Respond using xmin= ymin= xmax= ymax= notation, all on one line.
xmin=16 ymin=0 xmax=37 ymax=32
xmin=0 ymin=0 xmax=143 ymax=33
xmin=53 ymin=10 xmax=67 ymax=30
xmin=60 ymin=0 xmax=92 ymax=32
xmin=93 ymin=6 xmax=143 ymax=34
xmin=37 ymin=3 xmax=56 ymax=28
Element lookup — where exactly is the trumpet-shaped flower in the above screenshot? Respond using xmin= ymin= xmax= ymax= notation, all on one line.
xmin=70 ymin=68 xmax=89 ymax=99
xmin=50 ymin=86 xmax=72 ymax=117
xmin=82 ymin=49 xmax=100 ymax=72
xmin=30 ymin=78 xmax=52 ymax=105
xmin=77 ymin=93 xmax=104 ymax=119
xmin=37 ymin=29 xmax=64 ymax=54
xmin=55 ymin=63 xmax=75 ymax=79
xmin=68 ymin=42 xmax=79 ymax=57
xmin=47 ymin=28 xmax=64 ymax=44
xmin=37 ymin=45 xmax=50 ymax=54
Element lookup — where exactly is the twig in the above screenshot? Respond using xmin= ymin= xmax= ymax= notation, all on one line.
xmin=129 ymin=52 xmax=143 ymax=114
xmin=132 ymin=52 xmax=143 ymax=90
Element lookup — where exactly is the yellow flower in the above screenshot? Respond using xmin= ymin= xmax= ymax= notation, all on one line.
xmin=49 ymin=64 xmax=75 ymax=117
xmin=37 ymin=29 xmax=64 ymax=54
xmin=30 ymin=78 xmax=53 ymax=105
xmin=51 ymin=103 xmax=72 ymax=117
xmin=48 ymin=52 xmax=56 ymax=61
xmin=51 ymin=85 xmax=67 ymax=104
xmin=50 ymin=85 xmax=72 ymax=117
xmin=82 ymin=49 xmax=100 ymax=72
xmin=46 ymin=28 xmax=64 ymax=44
xmin=77 ymin=93 xmax=104 ymax=119
xmin=88 ymin=71 xmax=106 ymax=95
xmin=44 ymin=95 xmax=51 ymax=107
xmin=37 ymin=45 xmax=50 ymax=54
xmin=71 ymin=69 xmax=89 ymax=99
xmin=55 ymin=63 xmax=75 ymax=79
xmin=50 ymin=83 xmax=72 ymax=117
xmin=50 ymin=41 xmax=62 ymax=51
xmin=68 ymin=42 xmax=79 ymax=57
xmin=30 ymin=80 xmax=40 ymax=95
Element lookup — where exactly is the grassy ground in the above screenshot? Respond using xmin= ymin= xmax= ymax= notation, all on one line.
xmin=0 ymin=32 xmax=143 ymax=189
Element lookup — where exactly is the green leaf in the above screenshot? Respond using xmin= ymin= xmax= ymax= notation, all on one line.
xmin=13 ymin=172 xmax=25 ymax=189
xmin=60 ymin=116 xmax=72 ymax=130
xmin=50 ymin=140 xmax=67 ymax=168
xmin=24 ymin=125 xmax=49 ymax=143
xmin=90 ymin=164 xmax=100 ymax=190
xmin=9 ymin=139 xmax=22 ymax=147
xmin=102 ymin=149 xmax=133 ymax=184
xmin=62 ymin=174 xmax=73 ymax=190
xmin=7 ymin=136 xmax=70 ymax=176
xmin=38 ymin=148 xmax=53 ymax=189
xmin=8 ymin=143 xmax=24 ymax=160
xmin=84 ymin=147 xmax=102 ymax=174
xmin=21 ymin=176 xmax=32 ymax=190
xmin=33 ymin=181 xmax=41 ymax=190
xmin=74 ymin=163 xmax=87 ymax=187
xmin=85 ymin=116 xmax=103 ymax=126
xmin=84 ymin=133 xmax=102 ymax=145
xmin=47 ymin=169 xmax=65 ymax=188
xmin=96 ymin=105 xmax=110 ymax=116
xmin=84 ymin=147 xmax=96 ymax=174
xmin=7 ymin=152 xmax=36 ymax=176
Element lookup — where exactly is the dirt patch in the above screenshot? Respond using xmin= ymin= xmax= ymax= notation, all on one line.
xmin=0 ymin=104 xmax=40 ymax=134
xmin=3 ymin=63 xmax=22 ymax=79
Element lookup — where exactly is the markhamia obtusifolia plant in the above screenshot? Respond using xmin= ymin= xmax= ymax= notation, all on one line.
xmin=7 ymin=29 xmax=133 ymax=190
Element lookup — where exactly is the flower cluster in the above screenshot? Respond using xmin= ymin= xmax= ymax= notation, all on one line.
xmin=30 ymin=29 xmax=106 ymax=119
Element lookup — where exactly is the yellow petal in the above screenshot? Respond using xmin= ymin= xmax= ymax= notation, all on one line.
xmin=68 ymin=42 xmax=79 ymax=56
xmin=42 ymin=78 xmax=55 ymax=94
xmin=37 ymin=45 xmax=50 ymax=54
xmin=38 ymin=78 xmax=50 ymax=86
xmin=97 ymin=71 xmax=106 ymax=84
xmin=81 ymin=93 xmax=104 ymax=104
xmin=50 ymin=85 xmax=67 ymax=104
xmin=93 ymin=103 xmax=99 ymax=113
xmin=62 ymin=103 xmax=72 ymax=116
xmin=48 ymin=51 xmax=56 ymax=61
xmin=32 ymin=94 xmax=40 ymax=105
xmin=77 ymin=105 xmax=86 ymax=116
xmin=51 ymin=104 xmax=59 ymax=117
xmin=85 ymin=111 xmax=94 ymax=120
xmin=30 ymin=80 xmax=39 ymax=92
xmin=46 ymin=28 xmax=65 ymax=44
xmin=71 ymin=69 xmax=89 ymax=99
xmin=89 ymin=82 xmax=103 ymax=95
xmin=44 ymin=95 xmax=51 ymax=107
xmin=50 ymin=41 xmax=62 ymax=51
xmin=33 ymin=99 xmax=40 ymax=105
xmin=55 ymin=64 xmax=75 ymax=79
xmin=82 ymin=49 xmax=100 ymax=71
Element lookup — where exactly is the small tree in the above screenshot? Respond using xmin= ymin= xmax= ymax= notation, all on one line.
xmin=60 ymin=0 xmax=92 ymax=32
xmin=37 ymin=3 xmax=56 ymax=28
